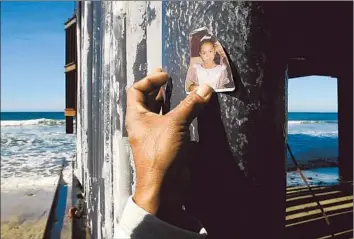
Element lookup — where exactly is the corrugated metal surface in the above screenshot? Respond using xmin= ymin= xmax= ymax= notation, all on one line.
xmin=75 ymin=2 xmax=162 ymax=238
xmin=162 ymin=3 xmax=287 ymax=238
xmin=75 ymin=2 xmax=287 ymax=238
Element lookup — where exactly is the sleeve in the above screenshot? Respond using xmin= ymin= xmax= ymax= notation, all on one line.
xmin=219 ymin=55 xmax=227 ymax=67
xmin=116 ymin=196 xmax=207 ymax=239
xmin=185 ymin=65 xmax=198 ymax=92
xmin=217 ymin=65 xmax=230 ymax=88
xmin=219 ymin=56 xmax=225 ymax=66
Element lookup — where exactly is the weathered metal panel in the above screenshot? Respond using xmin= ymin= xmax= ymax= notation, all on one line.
xmin=75 ymin=2 xmax=163 ymax=237
xmin=109 ymin=4 xmax=133 ymax=238
xmin=338 ymin=69 xmax=353 ymax=182
xmin=101 ymin=2 xmax=114 ymax=238
xmin=162 ymin=2 xmax=287 ymax=238
xmin=91 ymin=2 xmax=103 ymax=237
xmin=75 ymin=2 xmax=83 ymax=185
xmin=126 ymin=1 xmax=147 ymax=87
xmin=146 ymin=1 xmax=162 ymax=73
xmin=80 ymin=1 xmax=94 ymax=233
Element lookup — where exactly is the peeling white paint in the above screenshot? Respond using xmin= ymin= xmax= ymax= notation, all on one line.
xmin=111 ymin=2 xmax=129 ymax=237
xmin=80 ymin=3 xmax=93 ymax=225
xmin=237 ymin=133 xmax=248 ymax=149
xmin=236 ymin=117 xmax=248 ymax=126
xmin=126 ymin=1 xmax=147 ymax=86
xmin=112 ymin=133 xmax=132 ymax=221
xmin=75 ymin=2 xmax=83 ymax=184
xmin=146 ymin=1 xmax=162 ymax=73
xmin=101 ymin=2 xmax=114 ymax=238
xmin=237 ymin=161 xmax=246 ymax=171
xmin=97 ymin=187 xmax=102 ymax=237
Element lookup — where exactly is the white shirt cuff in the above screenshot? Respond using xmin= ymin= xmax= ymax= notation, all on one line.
xmin=116 ymin=196 xmax=206 ymax=239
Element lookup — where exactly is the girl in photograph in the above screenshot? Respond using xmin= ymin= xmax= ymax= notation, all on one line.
xmin=185 ymin=35 xmax=230 ymax=92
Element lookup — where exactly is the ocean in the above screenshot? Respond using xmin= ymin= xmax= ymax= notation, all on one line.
xmin=0 ymin=112 xmax=339 ymax=191
xmin=287 ymin=112 xmax=338 ymax=186
xmin=1 ymin=112 xmax=75 ymax=192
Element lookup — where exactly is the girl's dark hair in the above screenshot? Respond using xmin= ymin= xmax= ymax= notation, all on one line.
xmin=189 ymin=30 xmax=217 ymax=58
xmin=197 ymin=34 xmax=221 ymax=64
xmin=199 ymin=35 xmax=216 ymax=52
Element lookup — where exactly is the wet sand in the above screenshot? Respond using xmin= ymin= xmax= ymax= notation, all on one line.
xmin=1 ymin=166 xmax=73 ymax=239
xmin=1 ymin=184 xmax=57 ymax=239
xmin=287 ymin=167 xmax=339 ymax=187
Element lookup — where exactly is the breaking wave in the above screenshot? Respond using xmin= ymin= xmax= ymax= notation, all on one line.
xmin=1 ymin=118 xmax=66 ymax=127
xmin=288 ymin=120 xmax=337 ymax=125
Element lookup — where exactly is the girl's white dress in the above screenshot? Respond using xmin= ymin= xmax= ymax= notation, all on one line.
xmin=186 ymin=63 xmax=230 ymax=91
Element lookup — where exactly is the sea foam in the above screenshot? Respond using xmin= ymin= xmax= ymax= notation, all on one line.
xmin=1 ymin=118 xmax=75 ymax=191
xmin=1 ymin=118 xmax=66 ymax=127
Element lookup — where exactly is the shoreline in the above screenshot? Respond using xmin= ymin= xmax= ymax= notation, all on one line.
xmin=1 ymin=166 xmax=72 ymax=239
xmin=287 ymin=157 xmax=338 ymax=171
xmin=287 ymin=166 xmax=339 ymax=187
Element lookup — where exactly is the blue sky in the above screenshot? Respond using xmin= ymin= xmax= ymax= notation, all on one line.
xmin=1 ymin=2 xmax=337 ymax=112
xmin=288 ymin=76 xmax=337 ymax=112
xmin=1 ymin=2 xmax=75 ymax=112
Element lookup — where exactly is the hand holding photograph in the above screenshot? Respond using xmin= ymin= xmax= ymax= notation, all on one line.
xmin=185 ymin=27 xmax=235 ymax=93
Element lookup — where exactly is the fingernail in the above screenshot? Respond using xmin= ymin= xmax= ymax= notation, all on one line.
xmin=196 ymin=84 xmax=213 ymax=99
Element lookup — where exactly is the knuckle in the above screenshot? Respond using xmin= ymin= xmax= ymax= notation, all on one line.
xmin=145 ymin=75 xmax=152 ymax=82
xmin=183 ymin=93 xmax=200 ymax=107
xmin=144 ymin=76 xmax=154 ymax=88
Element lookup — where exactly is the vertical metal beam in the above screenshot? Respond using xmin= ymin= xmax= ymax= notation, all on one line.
xmin=101 ymin=2 xmax=114 ymax=238
xmin=146 ymin=1 xmax=162 ymax=73
xmin=337 ymin=4 xmax=353 ymax=183
xmin=110 ymin=2 xmax=134 ymax=238
xmin=91 ymin=2 xmax=104 ymax=237
xmin=75 ymin=1 xmax=84 ymax=185
xmin=163 ymin=2 xmax=287 ymax=238
xmin=337 ymin=69 xmax=353 ymax=182
xmin=126 ymin=1 xmax=147 ymax=88
xmin=64 ymin=19 xmax=76 ymax=135
xmin=65 ymin=116 xmax=74 ymax=134
xmin=81 ymin=1 xmax=93 ymax=233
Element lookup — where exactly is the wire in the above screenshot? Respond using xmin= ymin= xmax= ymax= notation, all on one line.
xmin=287 ymin=143 xmax=335 ymax=237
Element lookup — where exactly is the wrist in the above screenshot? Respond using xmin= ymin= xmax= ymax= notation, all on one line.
xmin=133 ymin=175 xmax=163 ymax=215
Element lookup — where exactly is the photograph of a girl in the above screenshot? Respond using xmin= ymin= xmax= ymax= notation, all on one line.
xmin=185 ymin=27 xmax=235 ymax=93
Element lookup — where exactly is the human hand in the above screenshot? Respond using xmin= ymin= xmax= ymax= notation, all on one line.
xmin=214 ymin=41 xmax=226 ymax=58
xmin=126 ymin=68 xmax=213 ymax=215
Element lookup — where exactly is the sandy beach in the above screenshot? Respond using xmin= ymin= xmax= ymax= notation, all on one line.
xmin=1 ymin=167 xmax=72 ymax=239
xmin=1 ymin=188 xmax=55 ymax=239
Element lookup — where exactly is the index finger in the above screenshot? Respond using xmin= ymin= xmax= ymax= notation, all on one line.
xmin=134 ymin=71 xmax=168 ymax=93
xmin=127 ymin=71 xmax=169 ymax=114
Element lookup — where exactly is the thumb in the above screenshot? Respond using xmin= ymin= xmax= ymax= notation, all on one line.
xmin=167 ymin=84 xmax=213 ymax=125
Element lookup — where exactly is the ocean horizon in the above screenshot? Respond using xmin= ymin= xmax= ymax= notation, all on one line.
xmin=1 ymin=111 xmax=339 ymax=191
